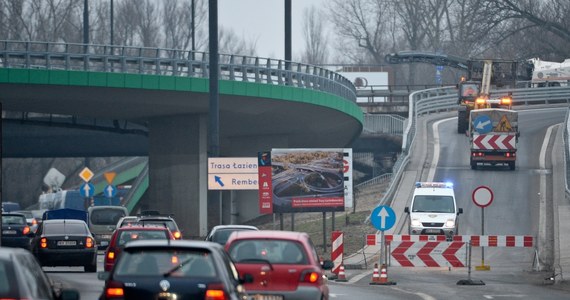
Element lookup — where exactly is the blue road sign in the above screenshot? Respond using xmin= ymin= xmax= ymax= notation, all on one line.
xmin=104 ymin=185 xmax=117 ymax=198
xmin=473 ymin=115 xmax=492 ymax=134
xmin=370 ymin=205 xmax=396 ymax=231
xmin=80 ymin=182 xmax=95 ymax=198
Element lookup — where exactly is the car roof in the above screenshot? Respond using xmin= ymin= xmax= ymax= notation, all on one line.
xmin=42 ymin=219 xmax=88 ymax=224
xmin=227 ymin=230 xmax=308 ymax=241
xmin=211 ymin=225 xmax=258 ymax=231
xmin=88 ymin=205 xmax=128 ymax=210
xmin=117 ymin=225 xmax=170 ymax=231
xmin=0 ymin=246 xmax=31 ymax=259
xmin=123 ymin=239 xmax=223 ymax=251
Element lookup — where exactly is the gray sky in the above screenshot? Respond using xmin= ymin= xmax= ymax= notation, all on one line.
xmin=219 ymin=0 xmax=326 ymax=59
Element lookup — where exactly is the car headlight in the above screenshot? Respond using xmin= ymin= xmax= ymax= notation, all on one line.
xmin=445 ymin=219 xmax=455 ymax=228
xmin=411 ymin=220 xmax=422 ymax=227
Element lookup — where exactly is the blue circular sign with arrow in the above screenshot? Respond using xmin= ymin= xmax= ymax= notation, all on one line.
xmin=473 ymin=115 xmax=493 ymax=134
xmin=80 ymin=182 xmax=95 ymax=198
xmin=370 ymin=205 xmax=396 ymax=231
xmin=104 ymin=185 xmax=117 ymax=198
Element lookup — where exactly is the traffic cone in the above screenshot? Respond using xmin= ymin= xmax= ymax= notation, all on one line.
xmin=370 ymin=263 xmax=396 ymax=285
xmin=369 ymin=263 xmax=381 ymax=285
xmin=336 ymin=264 xmax=348 ymax=282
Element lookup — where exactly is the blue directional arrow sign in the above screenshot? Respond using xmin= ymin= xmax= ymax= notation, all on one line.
xmin=474 ymin=115 xmax=492 ymax=134
xmin=370 ymin=205 xmax=396 ymax=231
xmin=80 ymin=182 xmax=95 ymax=198
xmin=214 ymin=176 xmax=225 ymax=187
xmin=104 ymin=185 xmax=117 ymax=198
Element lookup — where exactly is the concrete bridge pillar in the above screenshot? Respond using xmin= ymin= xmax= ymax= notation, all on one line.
xmin=141 ymin=114 xmax=208 ymax=238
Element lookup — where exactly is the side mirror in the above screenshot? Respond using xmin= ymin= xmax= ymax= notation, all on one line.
xmin=97 ymin=271 xmax=110 ymax=281
xmin=404 ymin=207 xmax=410 ymax=213
xmin=321 ymin=260 xmax=334 ymax=270
xmin=58 ymin=289 xmax=80 ymax=300
xmin=240 ymin=273 xmax=254 ymax=284
xmin=457 ymin=208 xmax=463 ymax=215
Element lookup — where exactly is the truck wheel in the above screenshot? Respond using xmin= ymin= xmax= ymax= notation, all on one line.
xmin=509 ymin=161 xmax=516 ymax=171
xmin=470 ymin=160 xmax=477 ymax=170
xmin=457 ymin=111 xmax=467 ymax=133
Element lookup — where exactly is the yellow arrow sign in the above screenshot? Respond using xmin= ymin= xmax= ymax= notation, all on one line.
xmin=104 ymin=172 xmax=116 ymax=184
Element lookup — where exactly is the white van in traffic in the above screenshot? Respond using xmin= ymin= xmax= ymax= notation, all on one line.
xmin=404 ymin=182 xmax=463 ymax=239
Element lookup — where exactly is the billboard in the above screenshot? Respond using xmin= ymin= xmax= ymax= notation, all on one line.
xmin=271 ymin=148 xmax=345 ymax=213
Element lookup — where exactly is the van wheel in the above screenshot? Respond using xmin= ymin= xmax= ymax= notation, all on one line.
xmin=509 ymin=161 xmax=515 ymax=171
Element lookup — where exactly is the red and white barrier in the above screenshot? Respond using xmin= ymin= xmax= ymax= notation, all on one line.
xmin=452 ymin=235 xmax=533 ymax=247
xmin=390 ymin=241 xmax=466 ymax=267
xmin=331 ymin=231 xmax=343 ymax=274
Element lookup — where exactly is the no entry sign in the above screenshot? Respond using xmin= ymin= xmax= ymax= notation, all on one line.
xmin=472 ymin=186 xmax=494 ymax=208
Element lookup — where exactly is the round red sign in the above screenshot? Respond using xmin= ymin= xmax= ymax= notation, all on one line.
xmin=472 ymin=186 xmax=494 ymax=208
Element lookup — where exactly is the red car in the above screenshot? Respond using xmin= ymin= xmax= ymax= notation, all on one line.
xmin=225 ymin=230 xmax=334 ymax=300
xmin=104 ymin=225 xmax=175 ymax=271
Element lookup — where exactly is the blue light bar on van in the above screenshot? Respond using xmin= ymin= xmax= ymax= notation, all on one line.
xmin=415 ymin=182 xmax=453 ymax=188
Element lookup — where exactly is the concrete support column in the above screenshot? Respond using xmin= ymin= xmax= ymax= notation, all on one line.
xmin=143 ymin=114 xmax=208 ymax=238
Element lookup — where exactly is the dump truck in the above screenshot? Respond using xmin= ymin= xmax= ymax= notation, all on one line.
xmin=469 ymin=108 xmax=519 ymax=170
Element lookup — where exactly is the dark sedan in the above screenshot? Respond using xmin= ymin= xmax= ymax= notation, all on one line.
xmin=98 ymin=240 xmax=253 ymax=300
xmin=1 ymin=212 xmax=34 ymax=249
xmin=31 ymin=219 xmax=98 ymax=272
xmin=0 ymin=247 xmax=80 ymax=300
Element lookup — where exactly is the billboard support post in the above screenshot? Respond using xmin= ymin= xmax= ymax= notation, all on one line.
xmin=322 ymin=212 xmax=327 ymax=253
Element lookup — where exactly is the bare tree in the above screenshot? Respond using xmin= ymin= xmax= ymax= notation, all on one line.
xmin=218 ymin=26 xmax=257 ymax=57
xmin=300 ymin=5 xmax=328 ymax=65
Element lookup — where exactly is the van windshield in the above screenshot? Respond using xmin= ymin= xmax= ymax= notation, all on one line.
xmin=412 ymin=196 xmax=455 ymax=213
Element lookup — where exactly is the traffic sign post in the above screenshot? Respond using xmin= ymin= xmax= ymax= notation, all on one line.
xmin=472 ymin=186 xmax=494 ymax=271
xmin=370 ymin=206 xmax=396 ymax=268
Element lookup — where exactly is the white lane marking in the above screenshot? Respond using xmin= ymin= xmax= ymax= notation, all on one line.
xmin=347 ymin=270 xmax=372 ymax=284
xmin=428 ymin=117 xmax=455 ymax=181
xmin=483 ymin=295 xmax=525 ymax=299
xmin=329 ymin=294 xmax=346 ymax=298
xmin=391 ymin=286 xmax=437 ymax=300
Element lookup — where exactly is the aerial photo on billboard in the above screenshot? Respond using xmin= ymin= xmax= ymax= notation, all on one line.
xmin=271 ymin=148 xmax=345 ymax=213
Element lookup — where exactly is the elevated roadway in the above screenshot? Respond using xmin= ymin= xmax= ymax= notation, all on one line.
xmin=0 ymin=41 xmax=363 ymax=236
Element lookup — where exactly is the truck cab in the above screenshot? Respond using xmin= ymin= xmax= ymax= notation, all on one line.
xmin=404 ymin=182 xmax=463 ymax=239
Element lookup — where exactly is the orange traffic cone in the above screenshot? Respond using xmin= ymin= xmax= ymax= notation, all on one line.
xmin=370 ymin=263 xmax=396 ymax=285
xmin=369 ymin=263 xmax=381 ymax=285
xmin=336 ymin=264 xmax=348 ymax=282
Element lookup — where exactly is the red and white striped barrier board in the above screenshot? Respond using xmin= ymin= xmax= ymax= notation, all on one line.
xmin=473 ymin=134 xmax=516 ymax=150
xmin=452 ymin=235 xmax=533 ymax=247
xmin=331 ymin=231 xmax=343 ymax=274
xmin=366 ymin=234 xmax=534 ymax=247
xmin=390 ymin=241 xmax=466 ymax=267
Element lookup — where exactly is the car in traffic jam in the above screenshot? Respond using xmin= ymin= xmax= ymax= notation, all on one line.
xmin=1 ymin=212 xmax=34 ymax=249
xmin=104 ymin=224 xmax=175 ymax=271
xmin=30 ymin=218 xmax=98 ymax=272
xmin=98 ymin=239 xmax=252 ymax=299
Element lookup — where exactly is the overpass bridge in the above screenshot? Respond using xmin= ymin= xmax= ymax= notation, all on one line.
xmin=0 ymin=41 xmax=363 ymax=237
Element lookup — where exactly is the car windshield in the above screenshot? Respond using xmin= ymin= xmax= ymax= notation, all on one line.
xmin=43 ymin=222 xmax=88 ymax=235
xmin=1 ymin=215 xmax=26 ymax=225
xmin=229 ymin=240 xmax=307 ymax=264
xmin=211 ymin=228 xmax=254 ymax=245
xmin=13 ymin=211 xmax=33 ymax=218
xmin=412 ymin=195 xmax=455 ymax=213
xmin=117 ymin=230 xmax=169 ymax=246
xmin=114 ymin=249 xmax=217 ymax=278
xmin=90 ymin=208 xmax=126 ymax=226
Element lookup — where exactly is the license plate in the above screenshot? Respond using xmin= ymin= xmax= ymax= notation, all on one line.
xmin=57 ymin=240 xmax=77 ymax=246
xmin=2 ymin=230 xmax=16 ymax=235
xmin=425 ymin=229 xmax=441 ymax=234
xmin=101 ymin=241 xmax=109 ymax=246
xmin=100 ymin=234 xmax=112 ymax=240
xmin=249 ymin=295 xmax=283 ymax=300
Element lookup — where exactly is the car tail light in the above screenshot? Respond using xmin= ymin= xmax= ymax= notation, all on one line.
xmin=86 ymin=237 xmax=94 ymax=248
xmin=40 ymin=237 xmax=48 ymax=248
xmin=172 ymin=231 xmax=182 ymax=239
xmin=107 ymin=250 xmax=115 ymax=260
xmin=32 ymin=219 xmax=38 ymax=225
xmin=300 ymin=269 xmax=321 ymax=284
xmin=205 ymin=283 xmax=227 ymax=300
xmin=22 ymin=226 xmax=30 ymax=235
xmin=171 ymin=255 xmax=179 ymax=264
xmin=105 ymin=281 xmax=125 ymax=298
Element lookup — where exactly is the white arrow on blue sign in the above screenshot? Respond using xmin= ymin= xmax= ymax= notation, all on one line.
xmin=104 ymin=185 xmax=117 ymax=198
xmin=370 ymin=205 xmax=396 ymax=231
xmin=80 ymin=182 xmax=95 ymax=198
xmin=474 ymin=115 xmax=493 ymax=134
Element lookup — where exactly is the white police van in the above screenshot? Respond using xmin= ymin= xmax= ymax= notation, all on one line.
xmin=404 ymin=182 xmax=463 ymax=239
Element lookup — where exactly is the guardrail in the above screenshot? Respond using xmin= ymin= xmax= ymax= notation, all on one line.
xmin=0 ymin=40 xmax=356 ymax=102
